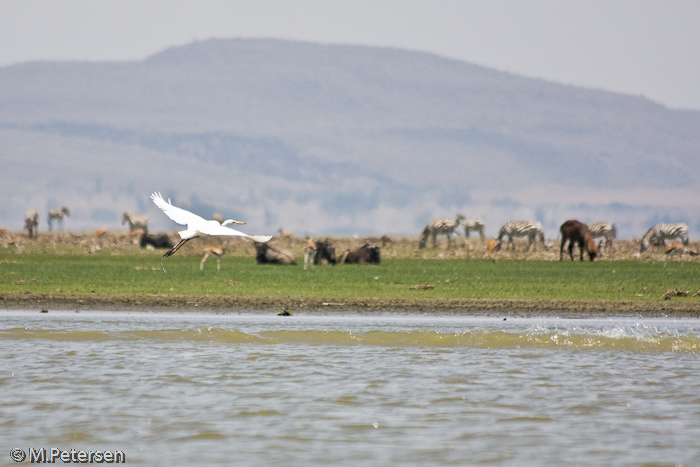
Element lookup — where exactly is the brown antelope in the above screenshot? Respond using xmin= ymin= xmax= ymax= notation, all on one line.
xmin=304 ymin=239 xmax=317 ymax=270
xmin=664 ymin=243 xmax=685 ymax=267
xmin=485 ymin=239 xmax=500 ymax=262
xmin=200 ymin=247 xmax=225 ymax=270
xmin=88 ymin=228 xmax=109 ymax=252
xmin=560 ymin=220 xmax=598 ymax=261
xmin=4 ymin=235 xmax=23 ymax=252
xmin=663 ymin=243 xmax=699 ymax=267
xmin=278 ymin=228 xmax=294 ymax=244
xmin=128 ymin=229 xmax=145 ymax=245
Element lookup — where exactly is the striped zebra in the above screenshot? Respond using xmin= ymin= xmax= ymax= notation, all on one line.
xmin=587 ymin=222 xmax=617 ymax=250
xmin=48 ymin=207 xmax=70 ymax=231
xmin=122 ymin=211 xmax=149 ymax=233
xmin=418 ymin=214 xmax=465 ymax=248
xmin=640 ymin=223 xmax=689 ymax=253
xmin=24 ymin=209 xmax=39 ymax=238
xmin=497 ymin=221 xmax=548 ymax=251
xmin=462 ymin=218 xmax=486 ymax=241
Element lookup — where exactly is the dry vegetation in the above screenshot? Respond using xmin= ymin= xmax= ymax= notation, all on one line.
xmin=2 ymin=228 xmax=698 ymax=266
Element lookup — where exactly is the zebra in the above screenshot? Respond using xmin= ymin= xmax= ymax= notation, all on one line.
xmin=418 ymin=214 xmax=465 ymax=248
xmin=640 ymin=223 xmax=689 ymax=253
xmin=122 ymin=211 xmax=149 ymax=233
xmin=587 ymin=222 xmax=617 ymax=251
xmin=24 ymin=209 xmax=39 ymax=238
xmin=496 ymin=221 xmax=548 ymax=251
xmin=462 ymin=218 xmax=486 ymax=241
xmin=47 ymin=207 xmax=70 ymax=231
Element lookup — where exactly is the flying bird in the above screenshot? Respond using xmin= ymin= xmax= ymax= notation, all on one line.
xmin=150 ymin=192 xmax=272 ymax=258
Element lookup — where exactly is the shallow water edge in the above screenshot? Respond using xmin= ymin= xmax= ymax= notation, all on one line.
xmin=1 ymin=292 xmax=699 ymax=318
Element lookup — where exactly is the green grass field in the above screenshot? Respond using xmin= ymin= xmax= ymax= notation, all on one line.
xmin=2 ymin=240 xmax=699 ymax=304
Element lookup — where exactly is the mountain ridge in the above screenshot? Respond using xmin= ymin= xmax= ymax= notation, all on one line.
xmin=1 ymin=38 xmax=698 ymax=238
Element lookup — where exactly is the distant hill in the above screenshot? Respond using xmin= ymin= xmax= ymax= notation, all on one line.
xmin=1 ymin=38 xmax=699 ymax=238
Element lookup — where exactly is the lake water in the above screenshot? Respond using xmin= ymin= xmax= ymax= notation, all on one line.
xmin=2 ymin=310 xmax=699 ymax=466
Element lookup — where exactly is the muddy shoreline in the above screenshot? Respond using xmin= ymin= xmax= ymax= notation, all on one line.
xmin=1 ymin=293 xmax=698 ymax=318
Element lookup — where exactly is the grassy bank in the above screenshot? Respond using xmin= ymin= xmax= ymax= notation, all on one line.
xmin=1 ymin=233 xmax=699 ymax=315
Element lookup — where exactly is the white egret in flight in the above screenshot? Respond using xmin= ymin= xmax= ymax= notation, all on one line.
xmin=150 ymin=192 xmax=272 ymax=258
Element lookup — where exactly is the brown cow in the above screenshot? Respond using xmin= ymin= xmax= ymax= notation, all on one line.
xmin=560 ymin=220 xmax=598 ymax=261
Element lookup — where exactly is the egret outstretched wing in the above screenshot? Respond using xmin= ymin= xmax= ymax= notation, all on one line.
xmin=150 ymin=191 xmax=273 ymax=258
xmin=150 ymin=192 xmax=206 ymax=227
xmin=197 ymin=221 xmax=271 ymax=242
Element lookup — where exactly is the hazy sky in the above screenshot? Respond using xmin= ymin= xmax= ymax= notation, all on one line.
xmin=1 ymin=0 xmax=699 ymax=110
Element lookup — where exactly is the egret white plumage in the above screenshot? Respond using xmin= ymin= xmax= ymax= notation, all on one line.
xmin=150 ymin=192 xmax=272 ymax=258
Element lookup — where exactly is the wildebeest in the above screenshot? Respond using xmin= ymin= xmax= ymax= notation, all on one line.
xmin=140 ymin=232 xmax=174 ymax=249
xmin=560 ymin=220 xmax=598 ymax=261
xmin=339 ymin=243 xmax=381 ymax=264
xmin=314 ymin=239 xmax=336 ymax=265
xmin=255 ymin=242 xmax=296 ymax=265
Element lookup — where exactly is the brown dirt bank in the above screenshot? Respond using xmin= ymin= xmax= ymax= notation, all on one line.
xmin=1 ymin=292 xmax=698 ymax=318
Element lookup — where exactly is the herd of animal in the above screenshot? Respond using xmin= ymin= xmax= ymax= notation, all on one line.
xmin=418 ymin=215 xmax=693 ymax=263
xmin=9 ymin=204 xmax=695 ymax=268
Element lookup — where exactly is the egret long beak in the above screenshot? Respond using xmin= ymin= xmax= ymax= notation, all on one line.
xmin=222 ymin=219 xmax=246 ymax=226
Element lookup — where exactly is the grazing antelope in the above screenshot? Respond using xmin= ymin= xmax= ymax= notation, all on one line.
xmin=304 ymin=239 xmax=317 ymax=270
xmin=640 ymin=223 xmax=689 ymax=253
xmin=419 ymin=214 xmax=465 ymax=248
xmin=278 ymin=227 xmax=294 ymax=242
xmin=89 ymin=228 xmax=109 ymax=252
xmin=1 ymin=229 xmax=23 ymax=251
xmin=4 ymin=236 xmax=23 ymax=252
xmin=122 ymin=211 xmax=149 ymax=233
xmin=664 ymin=243 xmax=699 ymax=267
xmin=201 ymin=247 xmax=225 ymax=270
xmin=587 ymin=222 xmax=617 ymax=251
xmin=485 ymin=239 xmax=500 ymax=262
xmin=560 ymin=220 xmax=598 ymax=261
xmin=462 ymin=218 xmax=486 ymax=241
xmin=48 ymin=206 xmax=70 ymax=231
xmin=496 ymin=221 xmax=548 ymax=251
xmin=127 ymin=229 xmax=145 ymax=245
xmin=24 ymin=210 xmax=39 ymax=238
xmin=664 ymin=243 xmax=685 ymax=267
